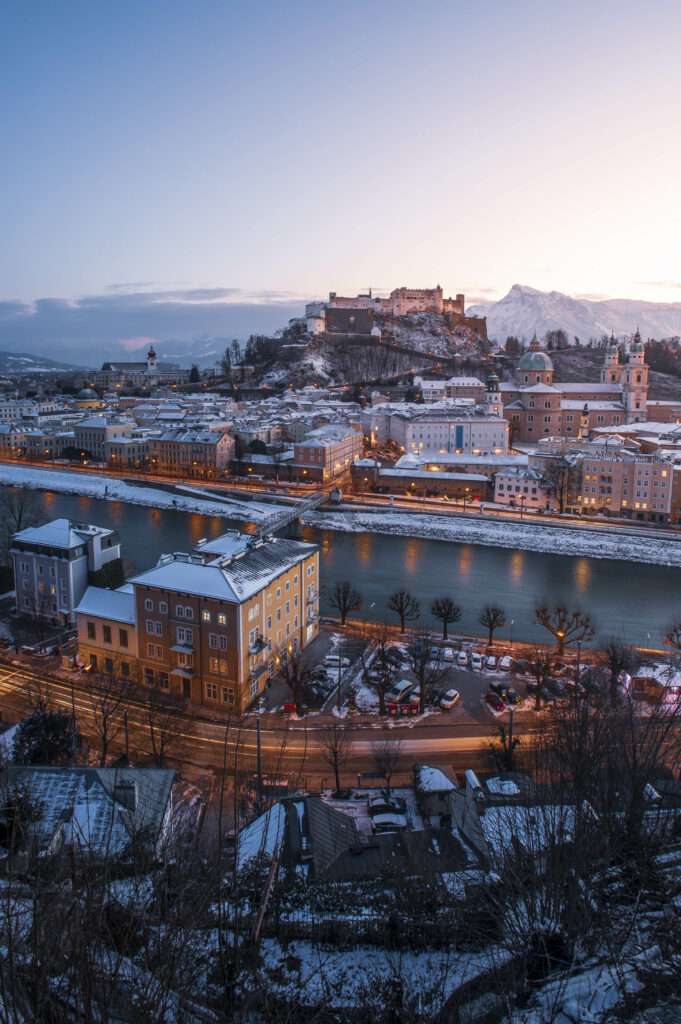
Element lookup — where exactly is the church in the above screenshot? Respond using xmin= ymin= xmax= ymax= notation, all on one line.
xmin=499 ymin=330 xmax=659 ymax=443
xmin=76 ymin=345 xmax=191 ymax=390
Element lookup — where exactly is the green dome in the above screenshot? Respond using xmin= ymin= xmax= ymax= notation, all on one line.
xmin=76 ymin=388 xmax=99 ymax=400
xmin=516 ymin=349 xmax=554 ymax=372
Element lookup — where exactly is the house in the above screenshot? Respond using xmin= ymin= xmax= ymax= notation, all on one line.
xmin=77 ymin=531 xmax=320 ymax=711
xmin=12 ymin=518 xmax=122 ymax=626
xmin=0 ymin=766 xmax=175 ymax=865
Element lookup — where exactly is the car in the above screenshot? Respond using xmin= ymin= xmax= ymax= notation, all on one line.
xmin=429 ymin=646 xmax=440 ymax=661
xmin=311 ymin=667 xmax=331 ymax=682
xmin=456 ymin=650 xmax=468 ymax=667
xmin=440 ymin=688 xmax=460 ymax=708
xmin=502 ymin=686 xmax=521 ymax=706
xmin=411 ymin=643 xmax=423 ymax=658
xmin=371 ymin=812 xmax=408 ymax=834
xmin=499 ymin=655 xmax=514 ymax=672
xmin=485 ymin=654 xmax=498 ymax=671
xmin=323 ymin=654 xmax=350 ymax=669
xmin=388 ymin=679 xmax=413 ymax=702
xmin=485 ymin=692 xmax=506 ymax=713
xmin=386 ymin=647 xmax=407 ymax=664
xmin=553 ymin=662 xmax=568 ymax=677
xmin=470 ymin=652 xmax=483 ymax=670
xmin=367 ymin=794 xmax=407 ymax=816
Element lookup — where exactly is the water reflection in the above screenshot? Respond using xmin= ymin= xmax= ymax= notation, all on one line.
xmin=458 ymin=545 xmax=472 ymax=578
xmin=188 ymin=513 xmax=206 ymax=546
xmin=354 ymin=533 xmax=372 ymax=565
xmin=108 ymin=500 xmax=121 ymax=523
xmin=43 ymin=492 xmax=55 ymax=509
xmin=404 ymin=538 xmax=423 ymax=575
xmin=574 ymin=558 xmax=591 ymax=593
xmin=510 ymin=550 xmax=524 ymax=583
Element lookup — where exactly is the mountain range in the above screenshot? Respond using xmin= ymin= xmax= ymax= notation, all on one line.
xmin=467 ymin=285 xmax=681 ymax=344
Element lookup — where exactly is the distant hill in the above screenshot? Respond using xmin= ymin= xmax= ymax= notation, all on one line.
xmin=0 ymin=350 xmax=82 ymax=374
xmin=468 ymin=284 xmax=681 ymax=344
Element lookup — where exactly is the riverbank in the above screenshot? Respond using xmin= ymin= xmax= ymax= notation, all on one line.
xmin=304 ymin=507 xmax=681 ymax=568
xmin=0 ymin=463 xmax=282 ymax=523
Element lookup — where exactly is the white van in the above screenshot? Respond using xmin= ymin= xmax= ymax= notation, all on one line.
xmin=323 ymin=654 xmax=350 ymax=669
xmin=443 ymin=647 xmax=455 ymax=662
xmin=389 ymin=679 xmax=413 ymax=702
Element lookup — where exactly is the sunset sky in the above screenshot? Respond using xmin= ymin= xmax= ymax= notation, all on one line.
xmin=2 ymin=0 xmax=680 ymax=331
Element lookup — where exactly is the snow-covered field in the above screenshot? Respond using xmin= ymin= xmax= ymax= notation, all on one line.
xmin=304 ymin=508 xmax=681 ymax=568
xmin=0 ymin=464 xmax=284 ymax=523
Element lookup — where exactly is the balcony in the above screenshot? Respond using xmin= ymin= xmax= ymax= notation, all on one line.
xmin=306 ymin=592 xmax=319 ymax=603
xmin=248 ymin=634 xmax=267 ymax=655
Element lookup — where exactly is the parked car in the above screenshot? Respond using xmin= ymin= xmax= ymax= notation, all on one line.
xmin=485 ymin=654 xmax=498 ymax=671
xmin=388 ymin=679 xmax=413 ymax=702
xmin=553 ymin=662 xmax=568 ymax=677
xmin=485 ymin=692 xmax=506 ymax=713
xmin=312 ymin=667 xmax=331 ymax=682
xmin=456 ymin=650 xmax=468 ymax=667
xmin=499 ymin=655 xmax=514 ymax=672
xmin=470 ymin=652 xmax=483 ymax=670
xmin=502 ymin=686 xmax=521 ymax=706
xmin=324 ymin=654 xmax=350 ymax=669
xmin=443 ymin=647 xmax=455 ymax=662
xmin=371 ymin=812 xmax=408 ymax=834
xmin=386 ymin=647 xmax=407 ymax=665
xmin=429 ymin=646 xmax=440 ymax=661
xmin=440 ymin=688 xmax=460 ymax=709
xmin=367 ymin=794 xmax=407 ymax=816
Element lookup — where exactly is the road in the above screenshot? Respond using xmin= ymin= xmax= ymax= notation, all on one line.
xmin=0 ymin=661 xmax=506 ymax=786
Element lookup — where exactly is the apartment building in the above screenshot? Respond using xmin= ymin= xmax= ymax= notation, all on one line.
xmin=570 ymin=452 xmax=672 ymax=521
xmin=12 ymin=518 xmax=122 ymax=625
xmin=104 ymin=437 xmax=151 ymax=470
xmin=73 ymin=417 xmax=134 ymax=461
xmin=148 ymin=430 xmax=235 ymax=478
xmin=493 ymin=467 xmax=554 ymax=510
xmin=293 ymin=425 xmax=363 ymax=482
xmin=76 ymin=532 xmax=320 ymax=712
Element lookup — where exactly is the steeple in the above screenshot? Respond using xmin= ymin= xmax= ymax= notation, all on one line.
xmin=578 ymin=403 xmax=589 ymax=441
xmin=530 ymin=331 xmax=541 ymax=352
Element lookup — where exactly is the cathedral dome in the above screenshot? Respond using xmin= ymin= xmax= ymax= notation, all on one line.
xmin=516 ymin=349 xmax=554 ymax=372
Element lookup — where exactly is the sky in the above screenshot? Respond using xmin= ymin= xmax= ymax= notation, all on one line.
xmin=1 ymin=0 xmax=681 ymax=358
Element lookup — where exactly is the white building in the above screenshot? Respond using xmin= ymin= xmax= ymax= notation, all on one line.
xmin=12 ymin=518 xmax=122 ymax=626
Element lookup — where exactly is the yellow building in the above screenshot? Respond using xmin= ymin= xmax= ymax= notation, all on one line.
xmin=76 ymin=532 xmax=320 ymax=712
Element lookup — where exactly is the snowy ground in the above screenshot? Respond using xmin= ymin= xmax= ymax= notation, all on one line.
xmin=304 ymin=508 xmax=681 ymax=567
xmin=0 ymin=464 xmax=285 ymax=523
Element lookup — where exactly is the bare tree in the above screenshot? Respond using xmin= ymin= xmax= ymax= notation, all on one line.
xmin=88 ymin=666 xmax=132 ymax=766
xmin=145 ymin=688 xmax=186 ymax=767
xmin=316 ymin=723 xmax=352 ymax=795
xmin=0 ymin=487 xmax=45 ymax=564
xmin=388 ymin=589 xmax=420 ymax=633
xmin=280 ymin=648 xmax=314 ymax=716
xmin=664 ymin=619 xmax=681 ymax=653
xmin=328 ymin=580 xmax=362 ymax=626
xmin=534 ymin=601 xmax=594 ymax=656
xmin=430 ymin=596 xmax=462 ymax=640
xmin=543 ymin=455 xmax=574 ymax=513
xmin=524 ymin=646 xmax=556 ymax=710
xmin=371 ymin=738 xmax=403 ymax=798
xmin=360 ymin=622 xmax=394 ymax=716
xmin=479 ymin=604 xmax=506 ymax=646
xmin=599 ymin=635 xmax=640 ymax=706
xmin=406 ymin=625 xmax=450 ymax=715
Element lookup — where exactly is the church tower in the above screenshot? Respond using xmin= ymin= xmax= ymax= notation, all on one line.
xmin=578 ymin=403 xmax=589 ymax=441
xmin=484 ymin=372 xmax=501 ymax=416
xmin=147 ymin=345 xmax=157 ymax=374
xmin=621 ymin=328 xmax=649 ymax=423
xmin=601 ymin=333 xmax=621 ymax=384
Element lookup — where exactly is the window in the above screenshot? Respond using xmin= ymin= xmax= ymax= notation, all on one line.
xmin=61 ymin=578 xmax=67 ymax=589
xmin=146 ymin=618 xmax=154 ymax=634
xmin=159 ymin=601 xmax=168 ymax=614
xmin=20 ymin=561 xmax=28 ymax=573
xmin=294 ymin=574 xmax=298 ymax=585
xmin=50 ymin=566 xmax=55 ymax=578
xmin=38 ymin=565 xmax=43 ymax=576
xmin=202 ymin=610 xmax=211 ymax=622
xmin=267 ymin=615 xmax=272 ymax=630
xmin=210 ymin=656 xmax=219 ymax=673
xmin=121 ymin=662 xmax=130 ymax=678
xmin=222 ymin=687 xmax=234 ymax=705
xmin=209 ymin=633 xmax=218 ymax=649
xmin=294 ymin=615 xmax=298 ymax=628
xmin=147 ymin=642 xmax=155 ymax=657
xmin=145 ymin=598 xmax=153 ymax=611
xmin=184 ymin=606 xmax=194 ymax=619
xmin=276 ymin=608 xmax=281 ymax=622
xmin=105 ymin=657 xmax=113 ymax=675
xmin=178 ymin=651 xmax=193 ymax=668
xmin=286 ymin=623 xmax=290 ymax=636
xmin=248 ymin=604 xmax=260 ymax=621
xmin=176 ymin=605 xmax=184 ymax=617
xmin=103 ymin=625 xmax=112 ymax=643
xmin=285 ymin=601 xmax=290 ymax=615
xmin=276 ymin=587 xmax=281 ymax=599
xmin=285 ymin=580 xmax=290 ymax=592
xmin=156 ymin=645 xmax=163 ymax=659
xmin=206 ymin=682 xmax=218 ymax=701
xmin=144 ymin=667 xmax=154 ymax=686
xmin=250 ymin=678 xmax=258 ymax=699
xmin=307 ymin=564 xmax=315 ymax=576
xmin=293 ymin=595 xmax=298 ymax=608
xmin=87 ymin=621 xmax=96 ymax=640
xmin=155 ymin=621 xmax=163 ymax=636
xmin=249 ymin=627 xmax=258 ymax=647
xmin=177 ymin=626 xmax=193 ymax=646
xmin=218 ymin=612 xmax=226 ymax=625
xmin=158 ymin=671 xmax=169 ymax=690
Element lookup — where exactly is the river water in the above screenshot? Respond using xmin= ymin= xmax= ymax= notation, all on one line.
xmin=15 ymin=489 xmax=681 ymax=648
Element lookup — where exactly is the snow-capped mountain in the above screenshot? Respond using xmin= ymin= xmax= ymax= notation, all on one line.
xmin=467 ymin=284 xmax=681 ymax=343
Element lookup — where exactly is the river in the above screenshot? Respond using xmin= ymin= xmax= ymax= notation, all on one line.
xmin=13 ymin=489 xmax=681 ymax=648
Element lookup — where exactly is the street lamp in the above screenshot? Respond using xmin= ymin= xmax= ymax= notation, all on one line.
xmin=463 ymin=487 xmax=469 ymax=512
xmin=557 ymin=630 xmax=565 ymax=657
xmin=256 ymin=695 xmax=265 ymax=813
xmin=576 ymin=639 xmax=582 ymax=688
xmin=510 ymin=619 xmax=514 ymax=648
xmin=519 ymin=494 xmax=526 ymax=520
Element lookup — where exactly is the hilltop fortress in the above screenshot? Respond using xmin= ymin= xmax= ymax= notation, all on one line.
xmin=299 ymin=286 xmax=488 ymax=341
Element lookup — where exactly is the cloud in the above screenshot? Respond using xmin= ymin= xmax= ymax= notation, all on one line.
xmin=574 ymin=292 xmax=612 ymax=302
xmin=0 ymin=287 xmax=311 ymax=367
xmin=638 ymin=281 xmax=681 ymax=291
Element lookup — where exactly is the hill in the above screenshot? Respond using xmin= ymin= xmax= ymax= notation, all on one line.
xmin=468 ymin=284 xmax=681 ymax=344
xmin=550 ymin=347 xmax=681 ymax=401
xmin=0 ymin=350 xmax=82 ymax=374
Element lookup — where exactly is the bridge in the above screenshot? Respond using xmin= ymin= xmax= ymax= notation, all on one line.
xmin=258 ymin=491 xmax=326 ymax=537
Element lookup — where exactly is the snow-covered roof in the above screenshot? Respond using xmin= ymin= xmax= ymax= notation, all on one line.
xmin=414 ymin=765 xmax=457 ymax=793
xmin=237 ymin=802 xmax=287 ymax=869
xmin=13 ymin=518 xmax=114 ymax=550
xmin=75 ymin=586 xmax=136 ymax=624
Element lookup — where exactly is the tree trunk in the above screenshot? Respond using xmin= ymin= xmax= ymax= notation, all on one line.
xmin=557 ymin=636 xmax=565 ymax=656
xmin=488 ymin=627 xmax=494 ymax=645
xmin=334 ymin=761 xmax=340 ymax=794
xmin=442 ymin=622 xmax=448 ymax=640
